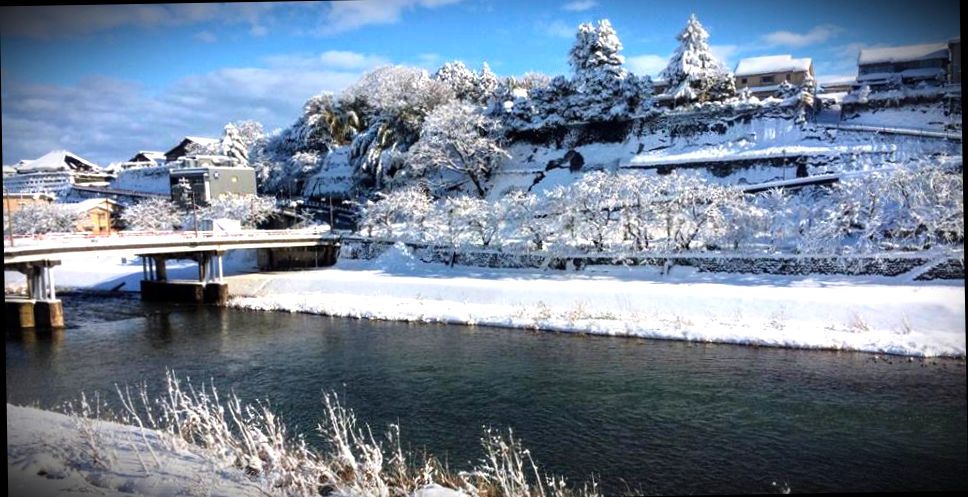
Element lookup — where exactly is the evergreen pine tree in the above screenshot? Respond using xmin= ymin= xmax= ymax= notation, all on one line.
xmin=221 ymin=123 xmax=250 ymax=166
xmin=659 ymin=14 xmax=735 ymax=104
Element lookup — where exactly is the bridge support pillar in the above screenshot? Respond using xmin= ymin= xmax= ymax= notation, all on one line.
xmin=5 ymin=260 xmax=64 ymax=330
xmin=140 ymin=280 xmax=228 ymax=306
xmin=137 ymin=251 xmax=227 ymax=306
xmin=6 ymin=299 xmax=36 ymax=329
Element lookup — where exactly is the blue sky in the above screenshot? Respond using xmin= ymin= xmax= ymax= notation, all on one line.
xmin=1 ymin=0 xmax=960 ymax=165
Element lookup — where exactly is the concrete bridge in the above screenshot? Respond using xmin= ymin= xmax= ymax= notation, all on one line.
xmin=4 ymin=229 xmax=340 ymax=330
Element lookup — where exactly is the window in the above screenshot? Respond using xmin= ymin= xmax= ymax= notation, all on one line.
xmin=761 ymin=75 xmax=775 ymax=83
xmin=740 ymin=78 xmax=748 ymax=84
xmin=231 ymin=176 xmax=238 ymax=183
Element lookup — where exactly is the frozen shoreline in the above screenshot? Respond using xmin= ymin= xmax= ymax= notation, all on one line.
xmin=4 ymin=247 xmax=965 ymax=357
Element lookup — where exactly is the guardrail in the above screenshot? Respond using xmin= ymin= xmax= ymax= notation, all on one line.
xmin=4 ymin=229 xmax=338 ymax=253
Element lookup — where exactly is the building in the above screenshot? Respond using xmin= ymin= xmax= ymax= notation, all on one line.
xmin=3 ymin=150 xmax=112 ymax=196
xmin=164 ymin=136 xmax=221 ymax=163
xmin=65 ymin=198 xmax=120 ymax=234
xmin=3 ymin=192 xmax=55 ymax=216
xmin=734 ymin=55 xmax=814 ymax=98
xmin=129 ymin=151 xmax=167 ymax=165
xmin=169 ymin=166 xmax=257 ymax=206
xmin=949 ymin=37 xmax=961 ymax=83
xmin=856 ymin=42 xmax=949 ymax=89
xmin=818 ymin=78 xmax=855 ymax=94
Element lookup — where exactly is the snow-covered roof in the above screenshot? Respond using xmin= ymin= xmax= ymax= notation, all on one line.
xmin=15 ymin=150 xmax=101 ymax=173
xmin=745 ymin=84 xmax=782 ymax=94
xmin=858 ymin=43 xmax=948 ymax=66
xmin=184 ymin=136 xmax=219 ymax=145
xmin=819 ymin=77 xmax=855 ymax=87
xmin=856 ymin=72 xmax=896 ymax=83
xmin=734 ymin=55 xmax=812 ymax=77
xmin=900 ymin=67 xmax=946 ymax=79
xmin=130 ymin=151 xmax=166 ymax=161
xmin=64 ymin=198 xmax=118 ymax=213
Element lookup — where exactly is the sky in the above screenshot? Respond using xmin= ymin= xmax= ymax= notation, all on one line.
xmin=1 ymin=0 xmax=960 ymax=166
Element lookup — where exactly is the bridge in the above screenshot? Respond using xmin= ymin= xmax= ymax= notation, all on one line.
xmin=4 ymin=229 xmax=340 ymax=330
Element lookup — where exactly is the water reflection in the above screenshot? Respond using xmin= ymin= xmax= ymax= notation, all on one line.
xmin=5 ymin=294 xmax=967 ymax=495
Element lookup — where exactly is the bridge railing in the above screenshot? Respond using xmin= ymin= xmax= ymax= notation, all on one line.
xmin=5 ymin=228 xmax=336 ymax=248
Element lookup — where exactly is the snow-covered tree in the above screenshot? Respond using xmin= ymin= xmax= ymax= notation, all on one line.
xmin=194 ymin=193 xmax=276 ymax=229
xmin=343 ymin=66 xmax=455 ymax=188
xmin=358 ymin=185 xmax=434 ymax=240
xmin=659 ymin=14 xmax=735 ymax=104
xmin=519 ymin=72 xmax=552 ymax=92
xmin=120 ymin=197 xmax=183 ymax=231
xmin=434 ymin=61 xmax=480 ymax=103
xmin=476 ymin=62 xmax=500 ymax=105
xmin=185 ymin=139 xmax=220 ymax=156
xmin=220 ymin=123 xmax=249 ymax=166
xmin=8 ymin=203 xmax=86 ymax=235
xmin=441 ymin=195 xmax=503 ymax=248
xmin=500 ymin=190 xmax=555 ymax=251
xmin=407 ymin=102 xmax=509 ymax=198
xmin=569 ymin=19 xmax=625 ymax=75
xmin=651 ymin=173 xmax=737 ymax=251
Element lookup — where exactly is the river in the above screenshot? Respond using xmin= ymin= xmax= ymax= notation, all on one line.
xmin=6 ymin=293 xmax=967 ymax=495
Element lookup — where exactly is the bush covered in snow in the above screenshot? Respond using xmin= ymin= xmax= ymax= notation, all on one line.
xmin=119 ymin=197 xmax=183 ymax=231
xmin=6 ymin=202 xmax=86 ymax=235
xmin=191 ymin=194 xmax=277 ymax=230
xmin=359 ymin=160 xmax=964 ymax=256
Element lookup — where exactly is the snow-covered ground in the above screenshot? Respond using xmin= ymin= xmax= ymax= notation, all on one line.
xmin=841 ymin=102 xmax=956 ymax=131
xmin=5 ymin=246 xmax=964 ymax=357
xmin=6 ymin=404 xmax=267 ymax=497
xmin=228 ymin=245 xmax=965 ymax=357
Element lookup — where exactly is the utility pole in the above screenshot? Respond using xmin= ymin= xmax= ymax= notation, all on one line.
xmin=3 ymin=187 xmax=13 ymax=247
xmin=192 ymin=189 xmax=199 ymax=237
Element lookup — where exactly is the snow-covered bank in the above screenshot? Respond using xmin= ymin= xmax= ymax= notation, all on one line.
xmin=227 ymin=246 xmax=965 ymax=358
xmin=3 ymin=246 xmax=963 ymax=357
xmin=6 ymin=404 xmax=266 ymax=497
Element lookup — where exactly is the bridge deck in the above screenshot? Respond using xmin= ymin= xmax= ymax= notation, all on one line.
xmin=3 ymin=230 xmax=340 ymax=265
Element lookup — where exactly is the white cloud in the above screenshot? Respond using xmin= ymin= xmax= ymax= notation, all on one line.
xmin=1 ymin=54 xmax=380 ymax=165
xmin=193 ymin=31 xmax=217 ymax=43
xmin=541 ymin=19 xmax=575 ymax=38
xmin=626 ymin=54 xmax=668 ymax=77
xmin=710 ymin=44 xmax=740 ymax=68
xmin=318 ymin=0 xmax=462 ymax=35
xmin=415 ymin=53 xmax=443 ymax=69
xmin=562 ymin=0 xmax=597 ymax=12
xmin=0 ymin=4 xmax=278 ymax=39
xmin=317 ymin=50 xmax=391 ymax=70
xmin=761 ymin=24 xmax=843 ymax=48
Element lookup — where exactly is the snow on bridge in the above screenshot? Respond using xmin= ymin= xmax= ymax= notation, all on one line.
xmin=3 ymin=229 xmax=340 ymax=265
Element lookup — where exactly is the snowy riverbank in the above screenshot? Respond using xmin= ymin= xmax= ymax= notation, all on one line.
xmin=4 ymin=246 xmax=964 ymax=357
xmin=6 ymin=404 xmax=268 ymax=497
xmin=228 ymin=246 xmax=965 ymax=357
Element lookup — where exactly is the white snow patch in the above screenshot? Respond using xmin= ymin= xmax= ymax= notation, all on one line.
xmin=6 ymin=404 xmax=267 ymax=497
xmin=227 ymin=257 xmax=966 ymax=358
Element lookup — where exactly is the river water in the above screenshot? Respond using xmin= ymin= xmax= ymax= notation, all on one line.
xmin=6 ymin=293 xmax=967 ymax=495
